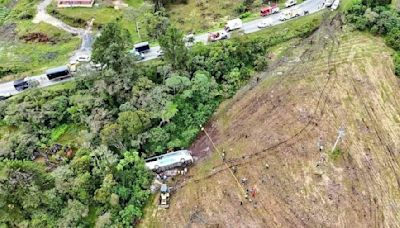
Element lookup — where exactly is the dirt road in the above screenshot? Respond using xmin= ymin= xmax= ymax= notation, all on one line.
xmin=32 ymin=0 xmax=94 ymax=61
xmin=141 ymin=15 xmax=400 ymax=227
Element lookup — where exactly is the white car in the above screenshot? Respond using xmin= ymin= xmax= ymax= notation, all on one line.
xmin=331 ymin=0 xmax=340 ymax=10
xmin=145 ymin=150 xmax=194 ymax=172
xmin=325 ymin=0 xmax=334 ymax=7
xmin=77 ymin=55 xmax=91 ymax=62
xmin=258 ymin=19 xmax=273 ymax=28
xmin=285 ymin=0 xmax=297 ymax=8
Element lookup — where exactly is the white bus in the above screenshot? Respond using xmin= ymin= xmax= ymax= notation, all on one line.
xmin=145 ymin=150 xmax=194 ymax=172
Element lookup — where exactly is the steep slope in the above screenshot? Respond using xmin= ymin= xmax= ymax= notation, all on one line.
xmin=143 ymin=16 xmax=400 ymax=227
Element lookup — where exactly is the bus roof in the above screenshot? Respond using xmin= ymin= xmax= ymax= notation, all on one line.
xmin=134 ymin=42 xmax=149 ymax=48
xmin=46 ymin=65 xmax=69 ymax=75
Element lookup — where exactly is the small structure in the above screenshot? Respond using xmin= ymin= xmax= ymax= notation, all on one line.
xmin=57 ymin=0 xmax=95 ymax=8
xmin=159 ymin=184 xmax=170 ymax=208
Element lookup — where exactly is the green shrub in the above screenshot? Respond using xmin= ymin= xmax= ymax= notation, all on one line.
xmin=240 ymin=12 xmax=252 ymax=19
xmin=394 ymin=52 xmax=400 ymax=77
xmin=235 ymin=3 xmax=246 ymax=14
xmin=385 ymin=28 xmax=400 ymax=51
xmin=50 ymin=124 xmax=70 ymax=142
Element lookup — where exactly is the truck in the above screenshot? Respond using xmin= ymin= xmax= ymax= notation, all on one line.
xmin=145 ymin=150 xmax=194 ymax=172
xmin=208 ymin=30 xmax=229 ymax=42
xmin=279 ymin=7 xmax=303 ymax=21
xmin=134 ymin=42 xmax=150 ymax=53
xmin=260 ymin=4 xmax=280 ymax=17
xmin=159 ymin=184 xmax=170 ymax=208
xmin=46 ymin=66 xmax=71 ymax=81
xmin=224 ymin=18 xmax=242 ymax=32
xmin=284 ymin=0 xmax=297 ymax=8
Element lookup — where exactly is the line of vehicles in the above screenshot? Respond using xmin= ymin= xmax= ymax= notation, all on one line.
xmin=2 ymin=0 xmax=339 ymax=99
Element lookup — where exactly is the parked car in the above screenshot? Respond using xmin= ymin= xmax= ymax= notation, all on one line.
xmin=325 ymin=0 xmax=334 ymax=7
xmin=208 ymin=31 xmax=229 ymax=42
xmin=258 ymin=18 xmax=273 ymax=28
xmin=13 ymin=79 xmax=30 ymax=91
xmin=284 ymin=0 xmax=297 ymax=8
xmin=0 ymin=94 xmax=11 ymax=100
xmin=76 ymin=54 xmax=91 ymax=62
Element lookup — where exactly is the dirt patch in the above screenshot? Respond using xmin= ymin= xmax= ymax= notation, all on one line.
xmin=20 ymin=32 xmax=56 ymax=43
xmin=189 ymin=121 xmax=220 ymax=159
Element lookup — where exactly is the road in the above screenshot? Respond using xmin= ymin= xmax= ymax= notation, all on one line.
xmin=142 ymin=0 xmax=326 ymax=61
xmin=0 ymin=0 xmax=327 ymax=97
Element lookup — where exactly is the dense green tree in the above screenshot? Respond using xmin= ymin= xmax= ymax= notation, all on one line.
xmin=394 ymin=53 xmax=400 ymax=77
xmin=144 ymin=9 xmax=170 ymax=40
xmin=165 ymin=74 xmax=191 ymax=94
xmin=385 ymin=28 xmax=400 ymax=51
xmin=362 ymin=0 xmax=391 ymax=7
xmin=159 ymin=26 xmax=189 ymax=70
xmin=243 ymin=0 xmax=255 ymax=10
xmin=6 ymin=132 xmax=38 ymax=160
xmin=0 ymin=161 xmax=55 ymax=226
xmin=92 ymin=22 xmax=132 ymax=72
xmin=58 ymin=199 xmax=89 ymax=227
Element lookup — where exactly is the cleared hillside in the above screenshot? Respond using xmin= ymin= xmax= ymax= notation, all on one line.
xmin=142 ymin=15 xmax=400 ymax=227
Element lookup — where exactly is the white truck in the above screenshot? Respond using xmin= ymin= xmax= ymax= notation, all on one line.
xmin=279 ymin=7 xmax=303 ymax=21
xmin=145 ymin=150 xmax=194 ymax=172
xmin=224 ymin=18 xmax=242 ymax=32
xmin=284 ymin=0 xmax=297 ymax=8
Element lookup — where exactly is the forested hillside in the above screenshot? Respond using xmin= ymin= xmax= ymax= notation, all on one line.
xmin=0 ymin=13 xmax=322 ymax=226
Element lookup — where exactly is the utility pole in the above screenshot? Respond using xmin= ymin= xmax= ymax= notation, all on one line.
xmin=331 ymin=127 xmax=345 ymax=153
xmin=136 ymin=22 xmax=141 ymax=40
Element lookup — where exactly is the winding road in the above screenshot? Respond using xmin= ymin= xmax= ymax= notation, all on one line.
xmin=0 ymin=0 xmax=328 ymax=97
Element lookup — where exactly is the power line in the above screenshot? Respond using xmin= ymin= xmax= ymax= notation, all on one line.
xmin=200 ymin=125 xmax=248 ymax=201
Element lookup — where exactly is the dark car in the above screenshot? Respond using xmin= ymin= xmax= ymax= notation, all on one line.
xmin=0 ymin=95 xmax=10 ymax=101
xmin=13 ymin=79 xmax=29 ymax=91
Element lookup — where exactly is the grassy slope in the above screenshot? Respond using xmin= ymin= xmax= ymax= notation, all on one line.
xmin=141 ymin=12 xmax=400 ymax=228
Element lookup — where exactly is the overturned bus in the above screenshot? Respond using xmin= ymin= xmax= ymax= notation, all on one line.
xmin=145 ymin=150 xmax=194 ymax=172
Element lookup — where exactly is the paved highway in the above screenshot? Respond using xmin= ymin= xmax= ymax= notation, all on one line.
xmin=0 ymin=0 xmax=328 ymax=97
xmin=142 ymin=0 xmax=326 ymax=61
